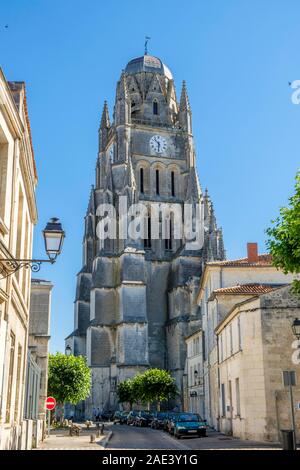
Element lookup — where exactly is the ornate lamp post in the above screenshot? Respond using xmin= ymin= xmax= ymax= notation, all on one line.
xmin=0 ymin=217 xmax=65 ymax=279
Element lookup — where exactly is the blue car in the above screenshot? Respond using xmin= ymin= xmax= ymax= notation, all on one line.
xmin=173 ymin=413 xmax=207 ymax=439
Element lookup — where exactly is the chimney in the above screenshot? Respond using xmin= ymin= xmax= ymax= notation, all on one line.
xmin=247 ymin=242 xmax=258 ymax=263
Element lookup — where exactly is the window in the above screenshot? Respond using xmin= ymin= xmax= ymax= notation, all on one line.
xmin=221 ymin=383 xmax=226 ymax=417
xmin=237 ymin=316 xmax=242 ymax=350
xmin=235 ymin=378 xmax=241 ymax=416
xmin=14 ymin=345 xmax=22 ymax=421
xmin=15 ymin=187 xmax=24 ymax=281
xmin=165 ymin=218 xmax=172 ymax=250
xmin=171 ymin=171 xmax=175 ymax=197
xmin=156 ymin=170 xmax=160 ymax=195
xmin=140 ymin=168 xmax=144 ymax=194
xmin=202 ymin=330 xmax=206 ymax=361
xmin=6 ymin=332 xmax=15 ymax=422
xmin=229 ymin=323 xmax=233 ymax=355
xmin=143 ymin=215 xmax=151 ymax=249
xmin=0 ymin=143 xmax=8 ymax=221
xmin=153 ymin=100 xmax=158 ymax=115
xmin=131 ymin=100 xmax=135 ymax=108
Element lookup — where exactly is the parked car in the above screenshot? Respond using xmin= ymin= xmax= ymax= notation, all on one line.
xmin=151 ymin=412 xmax=168 ymax=429
xmin=135 ymin=411 xmax=154 ymax=427
xmin=119 ymin=411 xmax=129 ymax=424
xmin=172 ymin=413 xmax=207 ymax=439
xmin=166 ymin=413 xmax=180 ymax=434
xmin=126 ymin=410 xmax=140 ymax=425
xmin=113 ymin=411 xmax=123 ymax=424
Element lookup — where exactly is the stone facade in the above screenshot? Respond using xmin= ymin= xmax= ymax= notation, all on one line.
xmin=216 ymin=286 xmax=300 ymax=442
xmin=0 ymin=69 xmax=38 ymax=449
xmin=197 ymin=243 xmax=297 ymax=429
xmin=184 ymin=330 xmax=205 ymax=417
xmin=66 ymin=54 xmax=225 ymax=418
xmin=26 ymin=279 xmax=52 ymax=423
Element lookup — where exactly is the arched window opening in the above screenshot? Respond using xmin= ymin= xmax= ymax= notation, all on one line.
xmin=156 ymin=170 xmax=160 ymax=195
xmin=165 ymin=218 xmax=173 ymax=251
xmin=131 ymin=100 xmax=136 ymax=108
xmin=171 ymin=171 xmax=175 ymax=197
xmin=144 ymin=215 xmax=152 ymax=249
xmin=140 ymin=168 xmax=144 ymax=194
xmin=153 ymin=100 xmax=158 ymax=115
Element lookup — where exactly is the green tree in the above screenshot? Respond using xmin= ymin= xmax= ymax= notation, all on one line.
xmin=48 ymin=353 xmax=91 ymax=420
xmin=266 ymin=171 xmax=300 ymax=294
xmin=134 ymin=369 xmax=178 ymax=411
xmin=116 ymin=379 xmax=134 ymax=410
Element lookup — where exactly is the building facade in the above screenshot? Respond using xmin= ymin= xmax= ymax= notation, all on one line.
xmin=184 ymin=330 xmax=205 ymax=417
xmin=0 ymin=70 xmax=38 ymax=449
xmin=66 ymin=54 xmax=225 ymax=418
xmin=25 ymin=279 xmax=52 ymax=424
xmin=197 ymin=243 xmax=298 ymax=431
xmin=216 ymin=285 xmax=300 ymax=442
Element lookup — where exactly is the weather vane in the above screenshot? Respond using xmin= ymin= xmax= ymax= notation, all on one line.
xmin=144 ymin=36 xmax=151 ymax=55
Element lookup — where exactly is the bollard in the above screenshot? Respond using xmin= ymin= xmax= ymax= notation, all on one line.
xmin=90 ymin=434 xmax=96 ymax=443
xmin=96 ymin=428 xmax=100 ymax=438
xmin=100 ymin=423 xmax=104 ymax=435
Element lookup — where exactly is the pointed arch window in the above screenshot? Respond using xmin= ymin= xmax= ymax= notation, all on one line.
xmin=153 ymin=100 xmax=158 ymax=115
xmin=165 ymin=217 xmax=173 ymax=251
xmin=144 ymin=215 xmax=152 ymax=249
xmin=156 ymin=169 xmax=160 ymax=195
xmin=140 ymin=168 xmax=144 ymax=194
xmin=171 ymin=171 xmax=175 ymax=197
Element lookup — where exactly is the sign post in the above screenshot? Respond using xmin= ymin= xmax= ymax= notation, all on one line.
xmin=45 ymin=396 xmax=56 ymax=438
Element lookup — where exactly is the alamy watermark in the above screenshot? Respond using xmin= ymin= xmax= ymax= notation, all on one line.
xmin=95 ymin=197 xmax=204 ymax=251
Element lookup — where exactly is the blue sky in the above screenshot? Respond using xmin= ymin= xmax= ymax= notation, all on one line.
xmin=1 ymin=0 xmax=299 ymax=353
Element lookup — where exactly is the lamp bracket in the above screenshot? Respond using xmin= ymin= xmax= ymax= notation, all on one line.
xmin=0 ymin=258 xmax=55 ymax=280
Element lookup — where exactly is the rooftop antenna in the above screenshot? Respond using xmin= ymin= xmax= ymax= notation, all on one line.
xmin=144 ymin=36 xmax=151 ymax=55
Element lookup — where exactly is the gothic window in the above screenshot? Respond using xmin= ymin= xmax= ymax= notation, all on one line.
xmin=143 ymin=214 xmax=151 ymax=249
xmin=140 ymin=168 xmax=144 ymax=194
xmin=156 ymin=170 xmax=160 ymax=195
xmin=165 ymin=217 xmax=173 ymax=251
xmin=171 ymin=171 xmax=175 ymax=197
xmin=153 ymin=100 xmax=158 ymax=115
xmin=131 ymin=100 xmax=135 ymax=108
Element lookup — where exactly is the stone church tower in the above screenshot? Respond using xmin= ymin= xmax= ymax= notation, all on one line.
xmin=66 ymin=54 xmax=225 ymax=418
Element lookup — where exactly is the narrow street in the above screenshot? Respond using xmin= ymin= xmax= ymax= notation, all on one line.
xmin=106 ymin=425 xmax=281 ymax=450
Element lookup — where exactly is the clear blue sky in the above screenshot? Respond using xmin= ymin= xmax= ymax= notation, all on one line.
xmin=1 ymin=0 xmax=299 ymax=353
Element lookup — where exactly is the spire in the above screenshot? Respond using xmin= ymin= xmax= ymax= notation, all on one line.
xmin=123 ymin=156 xmax=136 ymax=189
xmin=179 ymin=81 xmax=192 ymax=133
xmin=99 ymin=101 xmax=110 ymax=151
xmin=100 ymin=101 xmax=110 ymax=129
xmin=179 ymin=80 xmax=190 ymax=111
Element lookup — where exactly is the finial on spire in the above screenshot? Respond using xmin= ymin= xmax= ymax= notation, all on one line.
xmin=144 ymin=36 xmax=151 ymax=55
xmin=180 ymin=80 xmax=190 ymax=111
xmin=100 ymin=100 xmax=110 ymax=129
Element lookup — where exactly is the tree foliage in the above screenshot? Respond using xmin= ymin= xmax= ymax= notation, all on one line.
xmin=48 ymin=353 xmax=91 ymax=405
xmin=117 ymin=369 xmax=177 ymax=410
xmin=266 ymin=171 xmax=300 ymax=294
xmin=116 ymin=379 xmax=134 ymax=407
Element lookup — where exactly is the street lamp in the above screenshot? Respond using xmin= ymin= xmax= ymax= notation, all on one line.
xmin=292 ymin=318 xmax=300 ymax=340
xmin=65 ymin=345 xmax=72 ymax=357
xmin=0 ymin=217 xmax=65 ymax=279
xmin=43 ymin=218 xmax=65 ymax=261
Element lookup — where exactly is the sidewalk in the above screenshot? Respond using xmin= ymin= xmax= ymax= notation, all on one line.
xmin=36 ymin=423 xmax=112 ymax=450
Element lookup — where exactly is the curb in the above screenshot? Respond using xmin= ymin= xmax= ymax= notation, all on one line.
xmin=99 ymin=430 xmax=113 ymax=449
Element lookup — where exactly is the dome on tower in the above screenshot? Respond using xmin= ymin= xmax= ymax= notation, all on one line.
xmin=125 ymin=55 xmax=173 ymax=79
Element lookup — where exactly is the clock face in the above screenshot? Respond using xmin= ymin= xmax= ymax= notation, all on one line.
xmin=109 ymin=145 xmax=114 ymax=162
xmin=149 ymin=135 xmax=167 ymax=154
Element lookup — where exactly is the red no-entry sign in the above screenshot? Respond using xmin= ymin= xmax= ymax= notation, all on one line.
xmin=45 ymin=396 xmax=56 ymax=411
